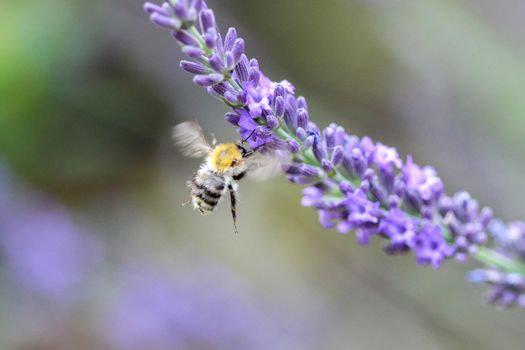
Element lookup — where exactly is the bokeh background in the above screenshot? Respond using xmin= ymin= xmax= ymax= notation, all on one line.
xmin=2 ymin=0 xmax=525 ymax=349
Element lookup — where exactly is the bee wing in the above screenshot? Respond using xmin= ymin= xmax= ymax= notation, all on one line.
xmin=173 ymin=121 xmax=213 ymax=158
xmin=246 ymin=151 xmax=287 ymax=181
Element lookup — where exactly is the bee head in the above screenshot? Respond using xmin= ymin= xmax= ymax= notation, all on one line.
xmin=209 ymin=143 xmax=245 ymax=174
xmin=235 ymin=142 xmax=250 ymax=158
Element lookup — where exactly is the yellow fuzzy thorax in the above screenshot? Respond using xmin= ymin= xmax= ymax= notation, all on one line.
xmin=209 ymin=143 xmax=243 ymax=173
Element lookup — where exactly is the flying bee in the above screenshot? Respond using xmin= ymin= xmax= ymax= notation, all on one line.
xmin=173 ymin=121 xmax=272 ymax=233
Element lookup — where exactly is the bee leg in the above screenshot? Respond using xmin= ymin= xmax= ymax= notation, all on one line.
xmin=228 ymin=184 xmax=239 ymax=234
xmin=243 ymin=150 xmax=254 ymax=159
xmin=232 ymin=170 xmax=247 ymax=181
xmin=181 ymin=198 xmax=192 ymax=207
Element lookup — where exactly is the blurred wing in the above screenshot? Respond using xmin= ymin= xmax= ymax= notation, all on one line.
xmin=173 ymin=121 xmax=213 ymax=158
xmin=247 ymin=152 xmax=284 ymax=181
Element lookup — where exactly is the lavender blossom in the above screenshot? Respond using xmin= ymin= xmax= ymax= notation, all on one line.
xmin=144 ymin=0 xmax=525 ymax=308
xmin=0 ymin=164 xmax=101 ymax=300
xmin=108 ymin=267 xmax=318 ymax=350
xmin=468 ymin=221 xmax=525 ymax=307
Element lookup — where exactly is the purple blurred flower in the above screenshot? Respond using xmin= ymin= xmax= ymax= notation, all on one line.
xmin=468 ymin=220 xmax=525 ymax=307
xmin=109 ymin=267 xmax=319 ymax=350
xmin=0 ymin=187 xmax=101 ymax=299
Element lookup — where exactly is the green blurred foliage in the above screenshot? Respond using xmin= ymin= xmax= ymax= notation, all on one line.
xmin=0 ymin=0 xmax=170 ymax=195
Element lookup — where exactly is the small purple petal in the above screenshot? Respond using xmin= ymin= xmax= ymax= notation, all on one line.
xmin=180 ymin=61 xmax=209 ymax=75
xmin=224 ymin=27 xmax=238 ymax=51
xmin=299 ymin=165 xmax=320 ymax=177
xmin=304 ymin=136 xmax=315 ymax=149
xmin=287 ymin=140 xmax=300 ymax=153
xmin=266 ymin=115 xmax=279 ymax=129
xmin=211 ymin=82 xmax=228 ymax=96
xmin=322 ymin=159 xmax=334 ymax=173
xmin=479 ymin=207 xmax=493 ymax=226
xmin=231 ymin=38 xmax=245 ymax=63
xmin=150 ymin=13 xmax=174 ymax=30
xmin=225 ymin=112 xmax=240 ymax=125
xmin=274 ymin=85 xmax=285 ymax=98
xmin=173 ymin=30 xmax=198 ymax=46
xmin=144 ymin=2 xmax=167 ymax=15
xmin=209 ymin=54 xmax=226 ymax=73
xmin=274 ymin=96 xmax=285 ymax=118
xmin=331 ymin=146 xmax=344 ymax=166
xmin=182 ymin=46 xmax=204 ymax=59
xmin=339 ymin=181 xmax=354 ymax=195
xmin=297 ymin=96 xmax=308 ymax=110
xmin=284 ymin=94 xmax=298 ymax=130
xmin=324 ymin=127 xmax=335 ymax=149
xmin=295 ymin=127 xmax=306 ymax=141
xmin=224 ymin=91 xmax=239 ymax=104
xmin=193 ymin=0 xmax=204 ymax=11
xmin=193 ymin=73 xmax=223 ymax=87
xmin=312 ymin=137 xmax=326 ymax=163
xmin=249 ymin=66 xmax=260 ymax=84
xmin=225 ymin=52 xmax=235 ymax=69
xmin=351 ymin=148 xmax=366 ymax=177
xmin=199 ymin=9 xmax=216 ymax=33
xmin=297 ymin=108 xmax=308 ymax=130
xmin=234 ymin=55 xmax=250 ymax=82
xmin=173 ymin=1 xmax=189 ymax=18
xmin=215 ymin=31 xmax=225 ymax=58
xmin=301 ymin=187 xmax=323 ymax=206
xmin=204 ymin=28 xmax=217 ymax=48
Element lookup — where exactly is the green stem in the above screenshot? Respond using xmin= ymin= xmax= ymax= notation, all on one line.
xmin=188 ymin=26 xmax=212 ymax=56
xmin=474 ymin=247 xmax=525 ymax=274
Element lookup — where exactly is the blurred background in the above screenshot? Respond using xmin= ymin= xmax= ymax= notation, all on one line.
xmin=1 ymin=0 xmax=525 ymax=349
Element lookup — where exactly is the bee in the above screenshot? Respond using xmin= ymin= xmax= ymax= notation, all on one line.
xmin=173 ymin=121 xmax=264 ymax=234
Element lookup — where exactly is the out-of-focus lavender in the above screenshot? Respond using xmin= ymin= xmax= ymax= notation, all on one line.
xmin=0 ymin=163 xmax=101 ymax=300
xmin=144 ymin=0 xmax=525 ymax=308
xmin=469 ymin=221 xmax=525 ymax=307
xmin=109 ymin=267 xmax=313 ymax=350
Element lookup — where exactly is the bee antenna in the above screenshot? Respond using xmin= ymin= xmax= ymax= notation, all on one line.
xmin=241 ymin=129 xmax=257 ymax=144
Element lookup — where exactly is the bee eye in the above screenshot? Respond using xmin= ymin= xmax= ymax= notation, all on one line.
xmin=231 ymin=160 xmax=238 ymax=167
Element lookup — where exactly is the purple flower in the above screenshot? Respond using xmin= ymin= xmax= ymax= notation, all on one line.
xmin=374 ymin=143 xmax=402 ymax=170
xmin=413 ymin=223 xmax=453 ymax=269
xmin=379 ymin=209 xmax=416 ymax=253
xmin=403 ymin=156 xmax=443 ymax=203
xmin=343 ymin=190 xmax=381 ymax=230
xmin=301 ymin=186 xmax=324 ymax=207
xmin=145 ymin=0 xmax=525 ymax=308
xmin=0 ymin=194 xmax=101 ymax=299
xmin=467 ymin=221 xmax=525 ymax=308
xmin=108 ymin=267 xmax=321 ymax=349
xmin=243 ymin=81 xmax=272 ymax=117
xmin=234 ymin=109 xmax=273 ymax=149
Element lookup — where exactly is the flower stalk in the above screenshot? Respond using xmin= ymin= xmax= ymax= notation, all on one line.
xmin=144 ymin=0 xmax=525 ymax=308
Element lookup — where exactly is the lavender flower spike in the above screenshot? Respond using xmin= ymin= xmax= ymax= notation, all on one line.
xmin=144 ymin=1 xmax=525 ymax=308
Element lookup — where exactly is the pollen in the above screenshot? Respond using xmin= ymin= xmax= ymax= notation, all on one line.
xmin=210 ymin=143 xmax=242 ymax=173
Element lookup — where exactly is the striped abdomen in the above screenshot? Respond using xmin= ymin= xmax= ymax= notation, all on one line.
xmin=190 ymin=170 xmax=227 ymax=214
